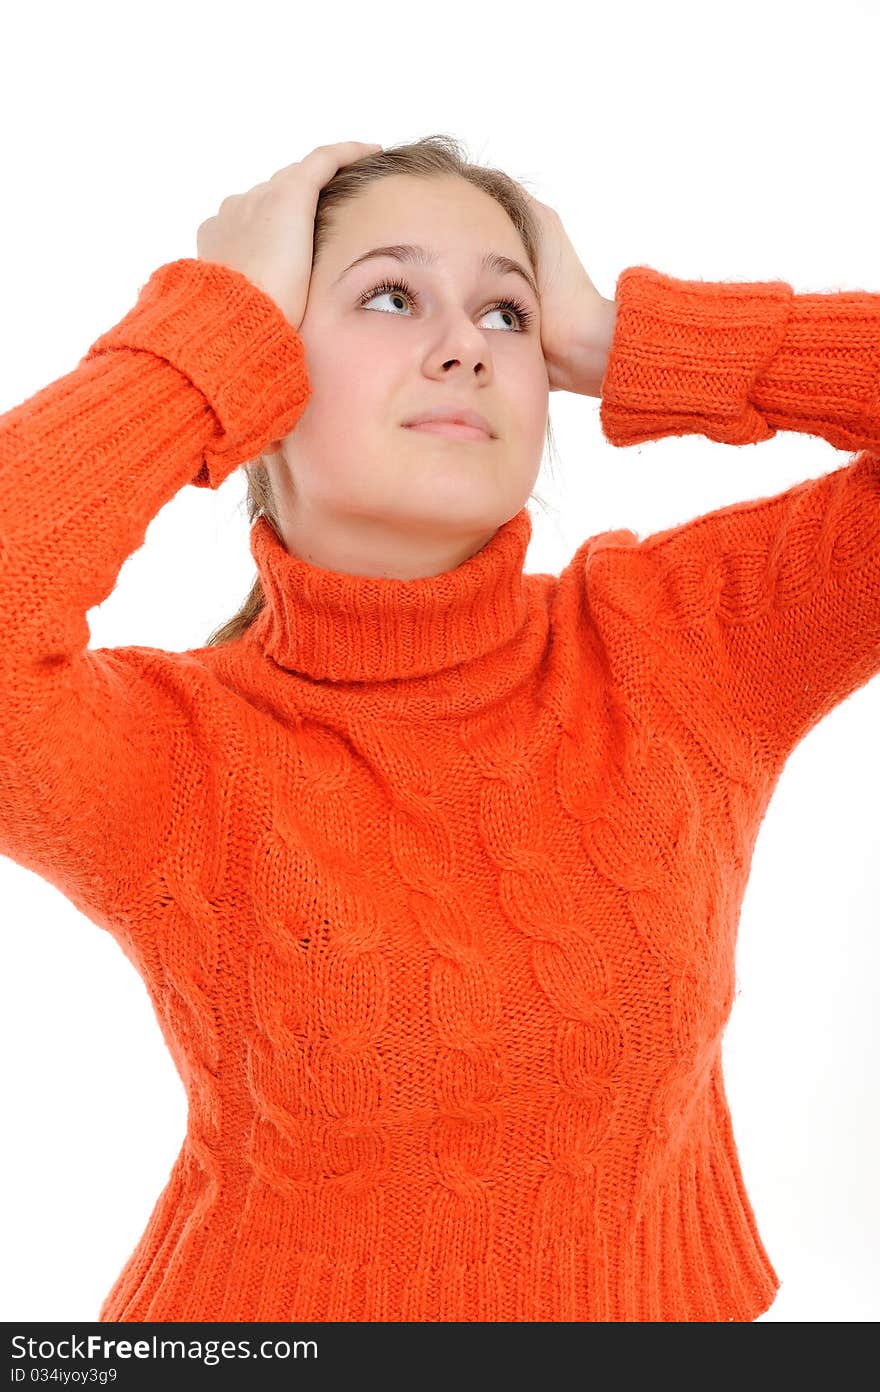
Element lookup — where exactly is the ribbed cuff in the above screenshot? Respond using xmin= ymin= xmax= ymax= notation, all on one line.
xmin=600 ymin=265 xmax=794 ymax=448
xmin=82 ymin=257 xmax=311 ymax=488
xmin=750 ymin=287 xmax=880 ymax=450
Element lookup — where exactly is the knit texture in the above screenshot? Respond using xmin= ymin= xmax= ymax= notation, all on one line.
xmin=2 ymin=257 xmax=879 ymax=1323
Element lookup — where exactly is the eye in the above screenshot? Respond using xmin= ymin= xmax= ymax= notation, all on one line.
xmin=357 ymin=275 xmax=533 ymax=331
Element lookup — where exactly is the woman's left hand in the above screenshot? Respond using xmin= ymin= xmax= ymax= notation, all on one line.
xmin=522 ymin=191 xmax=617 ymax=396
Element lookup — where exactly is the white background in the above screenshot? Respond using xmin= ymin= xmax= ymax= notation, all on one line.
xmin=1 ymin=0 xmax=878 ymax=1323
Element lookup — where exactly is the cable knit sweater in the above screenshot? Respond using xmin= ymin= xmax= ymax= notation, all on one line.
xmin=1 ymin=257 xmax=879 ymax=1324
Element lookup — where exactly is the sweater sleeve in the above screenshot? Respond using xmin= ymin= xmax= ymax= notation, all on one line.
xmin=596 ymin=265 xmax=880 ymax=771
xmin=0 ymin=257 xmax=310 ymax=937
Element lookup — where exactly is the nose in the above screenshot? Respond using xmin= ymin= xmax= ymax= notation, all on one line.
xmin=440 ymin=332 xmax=487 ymax=375
xmin=442 ymin=357 xmax=485 ymax=374
xmin=429 ymin=310 xmax=492 ymax=379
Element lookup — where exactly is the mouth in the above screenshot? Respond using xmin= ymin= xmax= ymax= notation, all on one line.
xmin=403 ymin=421 xmax=493 ymax=442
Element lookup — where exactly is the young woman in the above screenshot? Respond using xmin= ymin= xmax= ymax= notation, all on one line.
xmin=2 ymin=135 xmax=878 ymax=1323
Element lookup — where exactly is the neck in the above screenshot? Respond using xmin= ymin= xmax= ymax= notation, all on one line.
xmin=270 ymin=499 xmax=501 ymax=582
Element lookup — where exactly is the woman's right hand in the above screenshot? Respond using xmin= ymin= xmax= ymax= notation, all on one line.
xmin=196 ymin=141 xmax=382 ymax=331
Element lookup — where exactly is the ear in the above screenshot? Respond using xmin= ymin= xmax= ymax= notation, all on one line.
xmin=262 ymin=439 xmax=284 ymax=458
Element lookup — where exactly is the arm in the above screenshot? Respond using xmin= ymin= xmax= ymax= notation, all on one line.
xmin=590 ymin=265 xmax=880 ymax=771
xmin=551 ymin=295 xmax=618 ymax=398
xmin=0 ymin=258 xmax=309 ymax=945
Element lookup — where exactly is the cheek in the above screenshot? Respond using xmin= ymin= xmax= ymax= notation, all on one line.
xmin=512 ymin=363 xmax=550 ymax=441
xmin=298 ymin=374 xmax=385 ymax=446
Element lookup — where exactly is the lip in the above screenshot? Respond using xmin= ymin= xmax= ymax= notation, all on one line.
xmin=403 ymin=404 xmax=494 ymax=438
xmin=406 ymin=421 xmax=491 ymax=442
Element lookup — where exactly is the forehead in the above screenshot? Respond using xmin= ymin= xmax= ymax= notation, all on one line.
xmin=331 ymin=174 xmax=525 ymax=256
xmin=325 ymin=175 xmax=536 ymax=294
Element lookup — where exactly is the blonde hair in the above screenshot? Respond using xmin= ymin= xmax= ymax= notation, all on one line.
xmin=205 ymin=132 xmax=560 ymax=647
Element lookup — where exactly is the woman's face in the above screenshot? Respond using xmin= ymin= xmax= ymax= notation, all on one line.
xmin=264 ymin=173 xmax=549 ymax=576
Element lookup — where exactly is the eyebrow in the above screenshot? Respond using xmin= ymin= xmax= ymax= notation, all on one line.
xmin=333 ymin=243 xmax=540 ymax=302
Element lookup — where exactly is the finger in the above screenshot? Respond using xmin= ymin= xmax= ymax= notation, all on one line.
xmin=268 ymin=143 xmax=381 ymax=183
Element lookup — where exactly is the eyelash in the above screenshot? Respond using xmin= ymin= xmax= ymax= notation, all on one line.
xmin=357 ymin=276 xmax=534 ymax=331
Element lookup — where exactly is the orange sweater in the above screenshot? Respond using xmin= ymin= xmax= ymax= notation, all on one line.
xmin=2 ymin=258 xmax=879 ymax=1324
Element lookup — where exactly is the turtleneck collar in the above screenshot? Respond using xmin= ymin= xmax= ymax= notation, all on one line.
xmin=247 ymin=506 xmax=533 ymax=684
